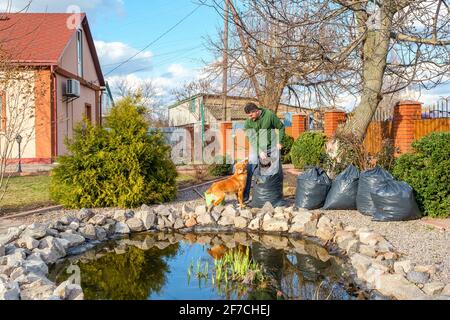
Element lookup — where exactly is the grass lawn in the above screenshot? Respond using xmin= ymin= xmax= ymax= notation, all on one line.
xmin=0 ymin=172 xmax=223 ymax=216
xmin=0 ymin=175 xmax=54 ymax=216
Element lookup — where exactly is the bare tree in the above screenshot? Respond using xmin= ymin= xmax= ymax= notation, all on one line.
xmin=110 ymin=78 xmax=169 ymax=127
xmin=169 ymin=78 xmax=215 ymax=102
xmin=202 ymin=0 xmax=358 ymax=112
xmin=239 ymin=0 xmax=450 ymax=140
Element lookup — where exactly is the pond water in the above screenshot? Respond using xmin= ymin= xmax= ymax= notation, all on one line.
xmin=49 ymin=232 xmax=370 ymax=300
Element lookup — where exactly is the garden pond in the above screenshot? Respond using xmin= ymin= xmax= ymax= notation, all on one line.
xmin=48 ymin=232 xmax=378 ymax=300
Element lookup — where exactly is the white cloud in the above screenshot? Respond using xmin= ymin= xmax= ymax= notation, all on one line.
xmin=95 ymin=40 xmax=153 ymax=76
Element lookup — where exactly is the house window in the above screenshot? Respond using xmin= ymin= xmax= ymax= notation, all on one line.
xmin=85 ymin=103 xmax=92 ymax=123
xmin=0 ymin=93 xmax=5 ymax=131
xmin=77 ymin=29 xmax=83 ymax=78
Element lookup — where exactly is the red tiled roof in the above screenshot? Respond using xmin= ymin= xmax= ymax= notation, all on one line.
xmin=0 ymin=13 xmax=85 ymax=63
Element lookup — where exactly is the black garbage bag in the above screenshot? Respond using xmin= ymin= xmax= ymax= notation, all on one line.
xmin=323 ymin=165 xmax=360 ymax=210
xmin=371 ymin=180 xmax=422 ymax=222
xmin=295 ymin=167 xmax=332 ymax=210
xmin=356 ymin=167 xmax=393 ymax=216
xmin=251 ymin=158 xmax=284 ymax=208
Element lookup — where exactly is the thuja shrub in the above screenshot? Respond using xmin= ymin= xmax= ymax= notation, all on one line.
xmin=290 ymin=132 xmax=327 ymax=169
xmin=50 ymin=97 xmax=177 ymax=209
xmin=393 ymin=132 xmax=450 ymax=218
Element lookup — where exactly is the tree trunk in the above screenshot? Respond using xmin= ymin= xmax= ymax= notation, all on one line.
xmin=340 ymin=8 xmax=394 ymax=141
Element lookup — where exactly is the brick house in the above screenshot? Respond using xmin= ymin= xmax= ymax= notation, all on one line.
xmin=0 ymin=13 xmax=107 ymax=165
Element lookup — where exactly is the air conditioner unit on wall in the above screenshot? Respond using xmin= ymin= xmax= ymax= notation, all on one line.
xmin=64 ymin=79 xmax=80 ymax=98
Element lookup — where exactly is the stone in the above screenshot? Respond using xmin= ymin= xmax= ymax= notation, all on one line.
xmin=375 ymin=274 xmax=427 ymax=300
xmin=135 ymin=211 xmax=156 ymax=230
xmin=423 ymin=282 xmax=445 ymax=296
xmin=248 ymin=217 xmax=261 ymax=231
xmin=316 ymin=226 xmax=335 ymax=242
xmin=0 ymin=228 xmax=22 ymax=247
xmin=88 ymin=214 xmax=107 ymax=226
xmin=20 ymin=279 xmax=56 ymax=300
xmin=6 ymin=249 xmax=26 ymax=268
xmin=218 ymin=216 xmax=234 ymax=227
xmin=68 ymin=222 xmax=80 ymax=231
xmin=157 ymin=206 xmax=172 ymax=217
xmin=414 ymin=265 xmax=437 ymax=275
xmin=316 ymin=247 xmax=331 ymax=262
xmin=22 ymin=257 xmax=48 ymax=276
xmin=173 ymin=219 xmax=185 ymax=230
xmin=53 ymin=281 xmax=84 ymax=300
xmin=261 ymin=202 xmax=274 ymax=215
xmin=0 ymin=281 xmax=20 ymax=300
xmin=350 ymin=253 xmax=373 ymax=279
xmin=211 ymin=211 xmax=221 ymax=223
xmin=364 ymin=264 xmax=389 ymax=285
xmin=77 ymin=209 xmax=95 ymax=222
xmin=239 ymin=209 xmax=253 ymax=220
xmin=78 ymin=225 xmax=97 ymax=240
xmin=234 ymin=217 xmax=248 ymax=229
xmin=17 ymin=236 xmax=40 ymax=250
xmin=262 ymin=219 xmax=289 ymax=232
xmin=0 ymin=245 xmax=5 ymax=257
xmin=195 ymin=205 xmax=208 ymax=217
xmin=181 ymin=204 xmax=194 ymax=219
xmin=126 ymin=218 xmax=146 ymax=232
xmin=376 ymin=239 xmax=394 ymax=253
xmin=406 ymin=271 xmax=430 ymax=284
xmin=359 ymin=245 xmax=378 ymax=258
xmin=103 ymin=222 xmax=116 ymax=236
xmin=359 ymin=232 xmax=384 ymax=246
xmin=346 ymin=240 xmax=360 ymax=255
xmin=334 ymin=231 xmax=355 ymax=247
xmin=394 ymin=260 xmax=413 ymax=274
xmin=95 ymin=227 xmax=107 ymax=241
xmin=212 ymin=206 xmax=225 ymax=215
xmin=23 ymin=224 xmax=47 ymax=240
xmin=184 ymin=217 xmax=197 ymax=228
xmin=35 ymin=237 xmax=66 ymax=264
xmin=113 ymin=210 xmax=130 ymax=222
xmin=441 ymin=284 xmax=450 ymax=296
xmin=114 ymin=222 xmax=131 ymax=234
xmin=289 ymin=217 xmax=317 ymax=236
xmin=197 ymin=213 xmax=214 ymax=225
xmin=222 ymin=206 xmax=237 ymax=219
xmin=59 ymin=233 xmax=85 ymax=248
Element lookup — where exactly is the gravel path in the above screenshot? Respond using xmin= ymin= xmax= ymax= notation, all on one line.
xmin=2 ymin=180 xmax=449 ymax=284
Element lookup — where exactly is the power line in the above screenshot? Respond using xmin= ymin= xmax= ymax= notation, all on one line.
xmin=104 ymin=4 xmax=203 ymax=77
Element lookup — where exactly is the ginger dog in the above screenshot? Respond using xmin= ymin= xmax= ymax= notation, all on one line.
xmin=205 ymin=159 xmax=249 ymax=209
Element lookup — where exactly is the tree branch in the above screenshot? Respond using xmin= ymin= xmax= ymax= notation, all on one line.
xmin=391 ymin=32 xmax=450 ymax=45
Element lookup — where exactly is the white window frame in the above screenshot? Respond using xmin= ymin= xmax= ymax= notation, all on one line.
xmin=77 ymin=29 xmax=83 ymax=78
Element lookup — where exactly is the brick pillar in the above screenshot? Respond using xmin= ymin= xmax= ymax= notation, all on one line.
xmin=324 ymin=110 xmax=347 ymax=139
xmin=220 ymin=122 xmax=233 ymax=157
xmin=393 ymin=100 xmax=421 ymax=156
xmin=291 ymin=114 xmax=306 ymax=140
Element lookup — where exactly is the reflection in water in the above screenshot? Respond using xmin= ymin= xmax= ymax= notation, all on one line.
xmin=49 ymin=233 xmax=364 ymax=301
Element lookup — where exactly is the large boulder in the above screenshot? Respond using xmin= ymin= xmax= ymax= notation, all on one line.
xmin=22 ymin=255 xmax=48 ymax=276
xmin=222 ymin=206 xmax=237 ymax=219
xmin=218 ymin=216 xmax=235 ymax=227
xmin=197 ymin=213 xmax=214 ymax=226
xmin=248 ymin=217 xmax=261 ymax=231
xmin=0 ymin=228 xmax=22 ymax=247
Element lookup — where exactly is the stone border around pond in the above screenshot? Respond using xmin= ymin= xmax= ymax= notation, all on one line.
xmin=0 ymin=202 xmax=449 ymax=300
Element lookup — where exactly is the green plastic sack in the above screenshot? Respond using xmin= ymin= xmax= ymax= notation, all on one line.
xmin=205 ymin=192 xmax=225 ymax=206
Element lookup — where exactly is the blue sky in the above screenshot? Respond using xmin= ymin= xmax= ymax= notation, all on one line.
xmin=9 ymin=0 xmax=450 ymax=108
xmin=12 ymin=0 xmax=222 ymax=103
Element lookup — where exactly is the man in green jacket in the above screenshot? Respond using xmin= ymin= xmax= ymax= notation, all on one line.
xmin=243 ymin=102 xmax=285 ymax=203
